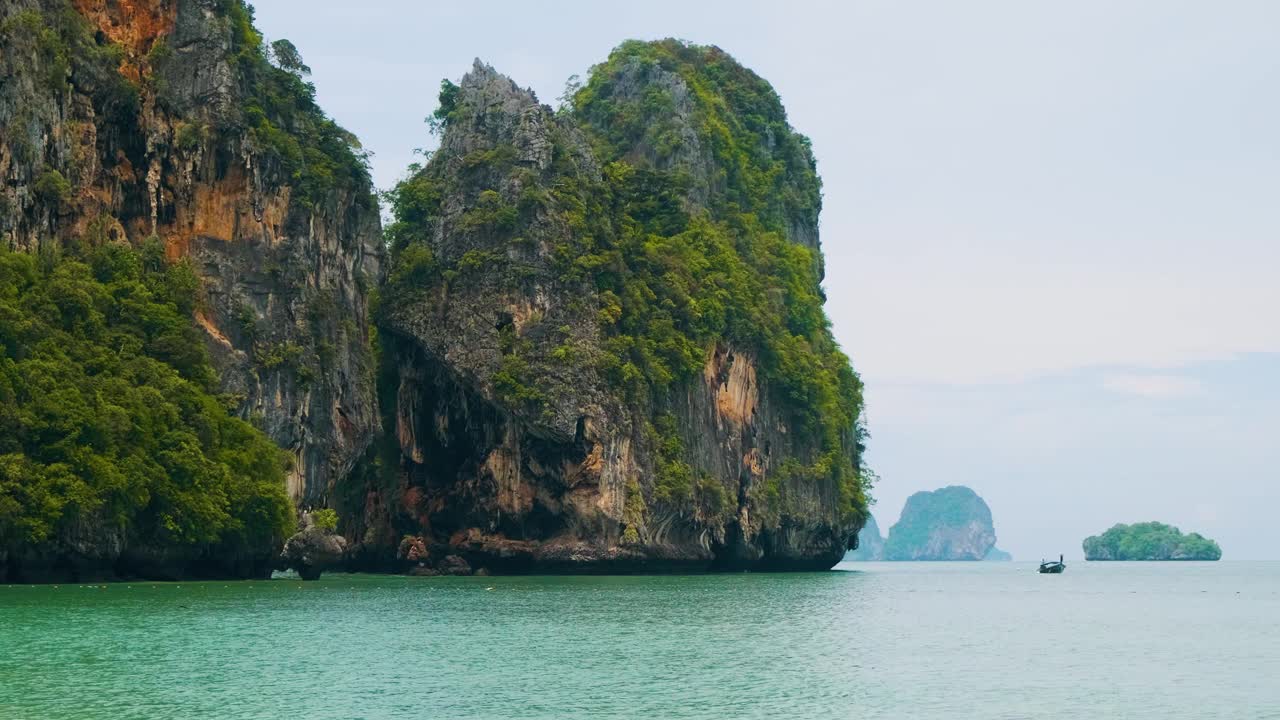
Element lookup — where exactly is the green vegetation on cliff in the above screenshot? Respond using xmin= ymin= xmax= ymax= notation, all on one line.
xmin=575 ymin=41 xmax=865 ymax=517
xmin=0 ymin=4 xmax=135 ymax=97
xmin=574 ymin=40 xmax=822 ymax=239
xmin=0 ymin=242 xmax=293 ymax=558
xmin=1083 ymin=522 xmax=1221 ymax=561
xmin=567 ymin=41 xmax=849 ymax=413
xmin=1 ymin=0 xmax=376 ymax=578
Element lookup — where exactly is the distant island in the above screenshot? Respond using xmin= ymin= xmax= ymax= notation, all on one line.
xmin=881 ymin=486 xmax=999 ymax=561
xmin=1082 ymin=522 xmax=1222 ymax=561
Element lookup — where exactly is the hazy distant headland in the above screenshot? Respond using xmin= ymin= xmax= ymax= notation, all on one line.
xmin=983 ymin=546 xmax=1012 ymax=561
xmin=1082 ymin=522 xmax=1222 ymax=561
xmin=847 ymin=515 xmax=886 ymax=561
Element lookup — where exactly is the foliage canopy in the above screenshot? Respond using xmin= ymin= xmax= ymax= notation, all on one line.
xmin=0 ymin=241 xmax=294 ymax=555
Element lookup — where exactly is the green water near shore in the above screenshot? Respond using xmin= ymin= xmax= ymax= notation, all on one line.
xmin=1 ymin=561 xmax=1277 ymax=718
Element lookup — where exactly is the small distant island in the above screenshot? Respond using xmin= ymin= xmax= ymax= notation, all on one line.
xmin=882 ymin=486 xmax=999 ymax=561
xmin=1082 ymin=522 xmax=1222 ymax=561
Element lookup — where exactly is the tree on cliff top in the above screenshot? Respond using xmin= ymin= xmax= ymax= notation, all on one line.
xmin=269 ymin=38 xmax=311 ymax=76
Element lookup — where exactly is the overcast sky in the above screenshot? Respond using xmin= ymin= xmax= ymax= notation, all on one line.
xmin=252 ymin=0 xmax=1279 ymax=559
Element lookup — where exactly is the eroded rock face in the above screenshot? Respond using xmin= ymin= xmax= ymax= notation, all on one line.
xmin=0 ymin=0 xmax=382 ymax=505
xmin=362 ymin=55 xmax=864 ymax=574
xmin=281 ymin=514 xmax=348 ymax=580
xmin=883 ymin=486 xmax=998 ymax=561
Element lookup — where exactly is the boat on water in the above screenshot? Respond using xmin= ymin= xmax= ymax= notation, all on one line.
xmin=1039 ymin=554 xmax=1066 ymax=574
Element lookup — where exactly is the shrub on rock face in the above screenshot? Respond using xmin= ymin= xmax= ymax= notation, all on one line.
xmin=311 ymin=508 xmax=339 ymax=532
xmin=33 ymin=169 xmax=72 ymax=203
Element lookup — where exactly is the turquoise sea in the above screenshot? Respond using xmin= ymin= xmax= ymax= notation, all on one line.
xmin=1 ymin=561 xmax=1277 ymax=719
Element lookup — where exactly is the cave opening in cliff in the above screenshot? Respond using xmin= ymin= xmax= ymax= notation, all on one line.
xmin=392 ymin=340 xmax=584 ymax=564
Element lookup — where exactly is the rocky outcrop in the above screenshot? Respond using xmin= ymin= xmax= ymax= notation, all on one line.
xmin=0 ymin=0 xmax=382 ymax=504
xmin=362 ymin=45 xmax=868 ymax=574
xmin=280 ymin=514 xmax=348 ymax=580
xmin=846 ymin=514 xmax=886 ymax=561
xmin=883 ymin=486 xmax=998 ymax=561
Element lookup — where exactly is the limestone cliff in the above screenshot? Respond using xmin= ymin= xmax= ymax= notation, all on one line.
xmin=0 ymin=0 xmax=380 ymax=579
xmin=882 ymin=486 xmax=997 ymax=561
xmin=0 ymin=0 xmax=382 ymax=503
xmin=363 ymin=42 xmax=869 ymax=573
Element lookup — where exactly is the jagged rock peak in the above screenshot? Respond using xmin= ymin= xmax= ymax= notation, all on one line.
xmin=463 ymin=58 xmax=523 ymax=91
xmin=458 ymin=59 xmax=533 ymax=107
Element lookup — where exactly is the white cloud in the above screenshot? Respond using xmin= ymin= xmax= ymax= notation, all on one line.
xmin=1101 ymin=372 xmax=1204 ymax=398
